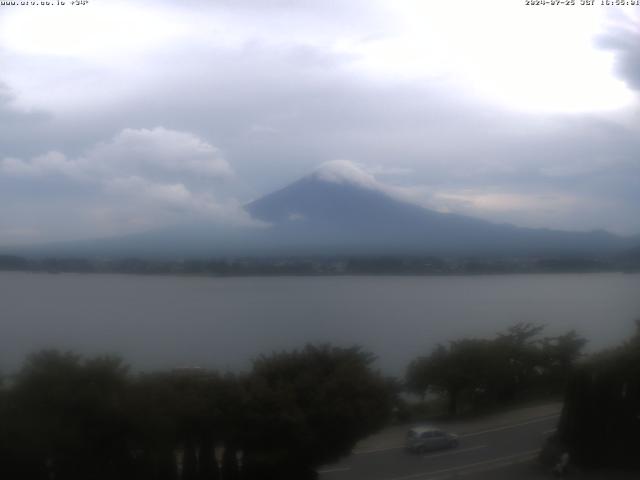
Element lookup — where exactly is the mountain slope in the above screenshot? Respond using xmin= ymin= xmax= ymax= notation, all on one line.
xmin=245 ymin=172 xmax=628 ymax=256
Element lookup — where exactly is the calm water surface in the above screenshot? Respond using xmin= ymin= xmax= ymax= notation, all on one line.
xmin=1 ymin=272 xmax=639 ymax=375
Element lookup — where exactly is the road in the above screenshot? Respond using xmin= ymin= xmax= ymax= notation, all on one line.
xmin=318 ymin=411 xmax=559 ymax=480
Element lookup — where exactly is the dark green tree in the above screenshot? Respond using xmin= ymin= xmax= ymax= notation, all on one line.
xmin=241 ymin=344 xmax=393 ymax=480
xmin=406 ymin=323 xmax=586 ymax=416
xmin=539 ymin=329 xmax=587 ymax=393
xmin=551 ymin=321 xmax=640 ymax=469
xmin=126 ymin=369 xmax=245 ymax=480
xmin=3 ymin=350 xmax=132 ymax=480
xmin=406 ymin=339 xmax=494 ymax=416
xmin=0 ymin=343 xmax=411 ymax=479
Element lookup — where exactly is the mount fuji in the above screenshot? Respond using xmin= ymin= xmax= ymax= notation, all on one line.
xmin=10 ymin=163 xmax=632 ymax=258
xmin=243 ymin=163 xmax=627 ymax=256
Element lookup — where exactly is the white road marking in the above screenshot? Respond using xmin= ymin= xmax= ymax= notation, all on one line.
xmin=386 ymin=449 xmax=539 ymax=480
xmin=542 ymin=428 xmax=557 ymax=435
xmin=318 ymin=467 xmax=351 ymax=474
xmin=422 ymin=445 xmax=487 ymax=459
xmin=459 ymin=414 xmax=559 ymax=438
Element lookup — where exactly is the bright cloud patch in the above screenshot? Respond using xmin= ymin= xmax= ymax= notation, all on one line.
xmin=88 ymin=127 xmax=233 ymax=180
xmin=1 ymin=127 xmax=232 ymax=181
xmin=0 ymin=127 xmax=256 ymax=243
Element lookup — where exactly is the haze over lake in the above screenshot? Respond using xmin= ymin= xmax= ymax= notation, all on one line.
xmin=1 ymin=271 xmax=638 ymax=376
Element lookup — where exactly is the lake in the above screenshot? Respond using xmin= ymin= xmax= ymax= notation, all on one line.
xmin=1 ymin=272 xmax=639 ymax=376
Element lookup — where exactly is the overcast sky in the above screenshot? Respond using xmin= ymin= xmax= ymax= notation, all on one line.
xmin=0 ymin=0 xmax=639 ymax=245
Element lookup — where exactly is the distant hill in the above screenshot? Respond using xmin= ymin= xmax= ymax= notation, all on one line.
xmin=6 ymin=167 xmax=634 ymax=258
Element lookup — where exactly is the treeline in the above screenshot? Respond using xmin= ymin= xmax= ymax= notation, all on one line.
xmin=0 ymin=254 xmax=633 ymax=276
xmin=1 ymin=322 xmax=635 ymax=477
xmin=405 ymin=323 xmax=586 ymax=416
xmin=0 ymin=345 xmax=394 ymax=480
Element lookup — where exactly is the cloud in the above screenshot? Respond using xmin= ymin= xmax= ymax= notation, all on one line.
xmin=0 ymin=127 xmax=259 ymax=244
xmin=102 ymin=175 xmax=259 ymax=230
xmin=597 ymin=12 xmax=640 ymax=91
xmin=104 ymin=177 xmax=195 ymax=208
xmin=0 ymin=227 xmax=41 ymax=242
xmin=368 ymin=165 xmax=413 ymax=176
xmin=0 ymin=81 xmax=53 ymax=157
xmin=538 ymin=156 xmax=636 ymax=178
xmin=432 ymin=191 xmax=581 ymax=215
xmin=88 ymin=127 xmax=233 ymax=180
xmin=307 ymin=158 xmax=640 ymax=234
xmin=1 ymin=2 xmax=640 ymax=242
xmin=1 ymin=127 xmax=232 ymax=181
xmin=313 ymin=160 xmax=380 ymax=189
xmin=312 ymin=160 xmax=430 ymax=203
xmin=311 ymin=160 xmax=435 ymax=211
xmin=0 ymin=151 xmax=80 ymax=178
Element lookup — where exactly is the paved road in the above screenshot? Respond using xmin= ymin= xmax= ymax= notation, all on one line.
xmin=318 ymin=413 xmax=559 ymax=480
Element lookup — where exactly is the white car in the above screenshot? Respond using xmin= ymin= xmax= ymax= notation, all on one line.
xmin=405 ymin=426 xmax=459 ymax=453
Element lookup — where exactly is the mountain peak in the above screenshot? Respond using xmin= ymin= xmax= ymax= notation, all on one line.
xmin=307 ymin=160 xmax=380 ymax=191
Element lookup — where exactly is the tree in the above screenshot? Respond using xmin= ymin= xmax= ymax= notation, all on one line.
xmin=0 ymin=344 xmax=393 ymax=480
xmin=405 ymin=323 xmax=587 ymax=416
xmin=490 ymin=322 xmax=546 ymax=402
xmin=3 ymin=350 xmax=132 ymax=480
xmin=539 ymin=330 xmax=587 ymax=392
xmin=126 ymin=368 xmax=245 ymax=480
xmin=548 ymin=320 xmax=640 ymax=469
xmin=406 ymin=339 xmax=495 ymax=416
xmin=241 ymin=344 xmax=393 ymax=479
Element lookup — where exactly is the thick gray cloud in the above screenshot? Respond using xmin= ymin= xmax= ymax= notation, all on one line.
xmin=597 ymin=13 xmax=640 ymax=91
